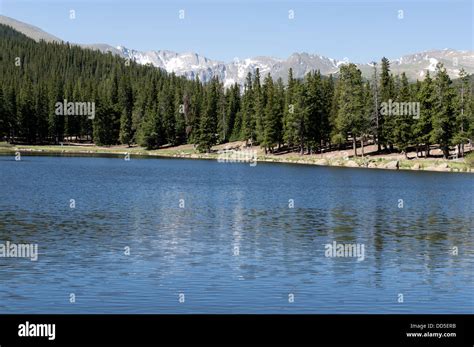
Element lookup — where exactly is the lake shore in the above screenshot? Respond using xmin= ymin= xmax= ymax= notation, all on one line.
xmin=1 ymin=141 xmax=472 ymax=173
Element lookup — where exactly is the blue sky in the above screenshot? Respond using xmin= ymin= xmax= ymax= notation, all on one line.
xmin=1 ymin=0 xmax=472 ymax=62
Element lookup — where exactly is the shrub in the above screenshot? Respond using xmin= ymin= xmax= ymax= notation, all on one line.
xmin=465 ymin=152 xmax=474 ymax=168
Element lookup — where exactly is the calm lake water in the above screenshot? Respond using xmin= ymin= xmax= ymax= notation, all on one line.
xmin=0 ymin=155 xmax=473 ymax=313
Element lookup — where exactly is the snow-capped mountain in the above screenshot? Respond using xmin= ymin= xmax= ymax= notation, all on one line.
xmin=116 ymin=46 xmax=343 ymax=87
xmin=116 ymin=45 xmax=474 ymax=86
xmin=116 ymin=46 xmax=230 ymax=85
xmin=357 ymin=49 xmax=474 ymax=81
xmin=392 ymin=49 xmax=474 ymax=78
xmin=1 ymin=15 xmax=473 ymax=86
xmin=115 ymin=46 xmax=288 ymax=87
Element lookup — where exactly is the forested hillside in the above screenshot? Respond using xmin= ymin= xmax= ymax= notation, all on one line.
xmin=0 ymin=23 xmax=472 ymax=158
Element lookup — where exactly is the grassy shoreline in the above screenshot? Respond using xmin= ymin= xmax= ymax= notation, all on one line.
xmin=1 ymin=142 xmax=472 ymax=173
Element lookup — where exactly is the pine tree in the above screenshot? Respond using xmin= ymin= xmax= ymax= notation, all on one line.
xmin=0 ymin=87 xmax=7 ymax=140
xmin=119 ymin=75 xmax=134 ymax=146
xmin=197 ymin=78 xmax=218 ymax=152
xmin=6 ymin=87 xmax=18 ymax=143
xmin=240 ymin=72 xmax=255 ymax=145
xmin=452 ymin=68 xmax=472 ymax=157
xmin=293 ymin=81 xmax=309 ymax=155
xmin=370 ymin=63 xmax=381 ymax=151
xmin=333 ymin=64 xmax=365 ymax=157
xmin=17 ymin=78 xmax=36 ymax=143
xmin=274 ymin=77 xmax=285 ymax=148
xmin=93 ymin=98 xmax=121 ymax=146
xmin=413 ymin=71 xmax=435 ymax=157
xmin=158 ymin=83 xmax=175 ymax=145
xmin=65 ymin=80 xmax=82 ymax=140
xmin=48 ymin=78 xmax=64 ymax=144
xmin=253 ymin=69 xmax=265 ymax=144
xmin=35 ymin=84 xmax=49 ymax=143
xmin=380 ymin=57 xmax=395 ymax=150
xmin=392 ymin=72 xmax=414 ymax=157
xmin=174 ymin=85 xmax=187 ymax=145
xmin=284 ymin=68 xmax=297 ymax=148
xmin=262 ymin=73 xmax=280 ymax=153
xmin=330 ymin=77 xmax=344 ymax=149
xmin=226 ymin=83 xmax=241 ymax=141
xmin=360 ymin=81 xmax=373 ymax=156
xmin=321 ymin=75 xmax=334 ymax=149
xmin=188 ymin=77 xmax=203 ymax=144
xmin=215 ymin=80 xmax=227 ymax=144
xmin=431 ymin=63 xmax=456 ymax=158
xmin=137 ymin=102 xmax=164 ymax=149
xmin=305 ymin=71 xmax=323 ymax=153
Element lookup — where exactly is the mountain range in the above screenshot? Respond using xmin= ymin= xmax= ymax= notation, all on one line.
xmin=1 ymin=15 xmax=473 ymax=86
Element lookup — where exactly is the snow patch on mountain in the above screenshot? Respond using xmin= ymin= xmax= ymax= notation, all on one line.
xmin=427 ymin=57 xmax=439 ymax=72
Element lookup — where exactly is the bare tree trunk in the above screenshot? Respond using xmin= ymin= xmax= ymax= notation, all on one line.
xmin=442 ymin=146 xmax=449 ymax=159
xmin=361 ymin=138 xmax=364 ymax=157
xmin=353 ymin=137 xmax=357 ymax=157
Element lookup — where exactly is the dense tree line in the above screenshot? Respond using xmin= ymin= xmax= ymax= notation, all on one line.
xmin=1 ymin=24 xmax=473 ymax=158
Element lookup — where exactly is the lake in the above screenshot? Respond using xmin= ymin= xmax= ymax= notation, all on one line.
xmin=0 ymin=155 xmax=472 ymax=313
